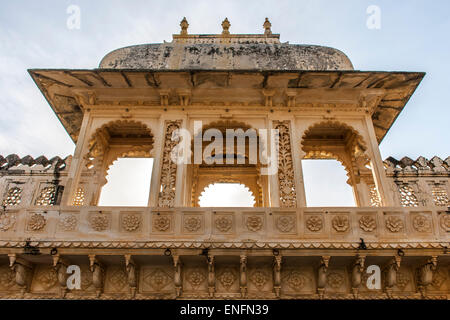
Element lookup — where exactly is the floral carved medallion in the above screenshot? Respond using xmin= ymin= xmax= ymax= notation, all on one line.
xmin=412 ymin=215 xmax=431 ymax=232
xmin=246 ymin=215 xmax=263 ymax=232
xmin=287 ymin=271 xmax=306 ymax=291
xmin=385 ymin=216 xmax=404 ymax=233
xmin=187 ymin=269 xmax=206 ymax=289
xmin=28 ymin=213 xmax=46 ymax=231
xmin=35 ymin=268 xmax=58 ymax=290
xmin=250 ymin=270 xmax=269 ymax=289
xmin=359 ymin=215 xmax=376 ymax=232
xmin=327 ymin=272 xmax=344 ymax=289
xmin=276 ymin=215 xmax=295 ymax=233
xmin=145 ymin=268 xmax=171 ymax=290
xmin=184 ymin=216 xmax=202 ymax=232
xmin=332 ymin=215 xmax=349 ymax=232
xmin=306 ymin=216 xmax=323 ymax=232
xmin=153 ymin=215 xmax=171 ymax=232
xmin=0 ymin=213 xmax=16 ymax=231
xmin=59 ymin=215 xmax=77 ymax=231
xmin=122 ymin=214 xmax=141 ymax=232
xmin=439 ymin=214 xmax=450 ymax=232
xmin=215 ymin=216 xmax=232 ymax=232
xmin=218 ymin=269 xmax=236 ymax=289
xmin=90 ymin=213 xmax=109 ymax=231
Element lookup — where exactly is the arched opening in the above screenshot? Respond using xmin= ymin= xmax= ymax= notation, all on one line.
xmin=302 ymin=159 xmax=356 ymax=207
xmin=98 ymin=158 xmax=153 ymax=206
xmin=301 ymin=121 xmax=379 ymax=207
xmin=80 ymin=120 xmax=154 ymax=206
xmin=188 ymin=120 xmax=266 ymax=207
xmin=198 ymin=183 xmax=256 ymax=207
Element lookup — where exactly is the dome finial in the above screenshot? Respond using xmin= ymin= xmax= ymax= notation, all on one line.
xmin=180 ymin=17 xmax=189 ymax=35
xmin=221 ymin=18 xmax=231 ymax=35
xmin=263 ymin=17 xmax=272 ymax=35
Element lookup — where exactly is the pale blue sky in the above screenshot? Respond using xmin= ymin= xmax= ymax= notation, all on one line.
xmin=0 ymin=1 xmax=448 ymax=206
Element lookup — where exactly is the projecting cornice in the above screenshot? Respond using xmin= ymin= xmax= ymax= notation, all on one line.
xmin=28 ymin=69 xmax=424 ymax=143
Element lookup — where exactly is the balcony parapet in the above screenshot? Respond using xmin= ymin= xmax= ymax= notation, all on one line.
xmin=0 ymin=206 xmax=448 ymax=249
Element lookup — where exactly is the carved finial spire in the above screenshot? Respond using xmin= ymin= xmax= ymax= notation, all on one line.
xmin=221 ymin=18 xmax=231 ymax=35
xmin=180 ymin=17 xmax=189 ymax=35
xmin=263 ymin=17 xmax=272 ymax=35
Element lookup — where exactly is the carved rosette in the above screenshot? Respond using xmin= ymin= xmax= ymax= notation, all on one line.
xmin=0 ymin=212 xmax=16 ymax=231
xmin=187 ymin=269 xmax=206 ymax=289
xmin=287 ymin=271 xmax=306 ymax=291
xmin=153 ymin=215 xmax=171 ymax=232
xmin=306 ymin=216 xmax=323 ymax=232
xmin=145 ymin=268 xmax=171 ymax=290
xmin=439 ymin=214 xmax=450 ymax=232
xmin=218 ymin=269 xmax=236 ymax=289
xmin=158 ymin=120 xmax=182 ymax=208
xmin=327 ymin=272 xmax=344 ymax=289
xmin=273 ymin=121 xmax=297 ymax=208
xmin=27 ymin=213 xmax=46 ymax=231
xmin=122 ymin=214 xmax=141 ymax=232
xmin=250 ymin=270 xmax=268 ymax=289
xmin=359 ymin=215 xmax=376 ymax=232
xmin=385 ymin=216 xmax=404 ymax=233
xmin=215 ymin=216 xmax=232 ymax=232
xmin=184 ymin=216 xmax=201 ymax=232
xmin=412 ymin=215 xmax=431 ymax=233
xmin=90 ymin=214 xmax=109 ymax=231
xmin=58 ymin=214 xmax=77 ymax=231
xmin=332 ymin=215 xmax=349 ymax=232
xmin=275 ymin=215 xmax=295 ymax=233
xmin=246 ymin=215 xmax=263 ymax=232
xmin=35 ymin=267 xmax=58 ymax=290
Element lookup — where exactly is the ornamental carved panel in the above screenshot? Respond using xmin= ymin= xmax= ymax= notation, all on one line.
xmin=26 ymin=213 xmax=47 ymax=232
xmin=152 ymin=213 xmax=173 ymax=233
xmin=158 ymin=120 xmax=182 ymax=208
xmin=273 ymin=121 xmax=297 ymax=208
xmin=215 ymin=266 xmax=239 ymax=293
xmin=120 ymin=212 xmax=142 ymax=232
xmin=183 ymin=267 xmax=208 ymax=292
xmin=30 ymin=266 xmax=58 ymax=293
xmin=104 ymin=266 xmax=128 ymax=293
xmin=140 ymin=266 xmax=174 ymax=293
xmin=281 ymin=267 xmax=314 ymax=294
xmin=274 ymin=214 xmax=296 ymax=234
xmin=411 ymin=213 xmax=432 ymax=233
xmin=214 ymin=214 xmax=234 ymax=234
xmin=183 ymin=214 xmax=203 ymax=234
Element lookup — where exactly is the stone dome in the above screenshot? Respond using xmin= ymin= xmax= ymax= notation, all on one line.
xmin=99 ymin=42 xmax=354 ymax=71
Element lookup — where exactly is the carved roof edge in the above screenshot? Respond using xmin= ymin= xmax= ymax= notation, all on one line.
xmin=384 ymin=156 xmax=450 ymax=176
xmin=0 ymin=154 xmax=71 ymax=171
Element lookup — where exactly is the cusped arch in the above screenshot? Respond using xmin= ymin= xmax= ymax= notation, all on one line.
xmin=85 ymin=119 xmax=154 ymax=172
xmin=193 ymin=119 xmax=263 ymax=164
xmin=301 ymin=120 xmax=367 ymax=154
xmin=301 ymin=121 xmax=370 ymax=185
xmin=197 ymin=181 xmax=256 ymax=207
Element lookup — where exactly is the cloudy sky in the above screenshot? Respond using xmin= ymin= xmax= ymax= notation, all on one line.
xmin=1 ymin=0 xmax=449 ymax=206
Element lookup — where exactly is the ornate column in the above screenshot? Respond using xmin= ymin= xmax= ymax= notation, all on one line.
xmin=272 ymin=120 xmax=298 ymax=208
xmin=157 ymin=120 xmax=182 ymax=207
